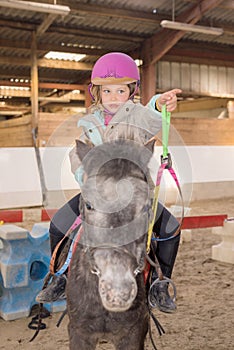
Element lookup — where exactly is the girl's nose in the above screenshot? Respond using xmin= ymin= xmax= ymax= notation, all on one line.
xmin=111 ymin=93 xmax=117 ymax=101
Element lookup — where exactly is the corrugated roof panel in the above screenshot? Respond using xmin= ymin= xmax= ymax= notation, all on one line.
xmin=0 ymin=7 xmax=46 ymax=22
xmin=204 ymin=6 xmax=234 ymax=22
xmin=0 ymin=27 xmax=31 ymax=42
xmin=55 ymin=12 xmax=157 ymax=37
xmin=0 ymin=0 xmax=233 ymax=105
xmin=70 ymin=0 xmax=161 ymax=12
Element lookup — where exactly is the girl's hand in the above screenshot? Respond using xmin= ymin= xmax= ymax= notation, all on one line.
xmin=157 ymin=89 xmax=182 ymax=112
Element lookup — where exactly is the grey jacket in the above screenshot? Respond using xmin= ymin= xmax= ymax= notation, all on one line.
xmin=69 ymin=96 xmax=162 ymax=185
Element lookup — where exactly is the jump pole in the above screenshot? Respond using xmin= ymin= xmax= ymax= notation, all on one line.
xmin=0 ymin=210 xmax=228 ymax=228
xmin=1 ymin=210 xmax=232 ymax=264
xmin=181 ymin=214 xmax=228 ymax=229
xmin=0 ymin=210 xmax=23 ymax=223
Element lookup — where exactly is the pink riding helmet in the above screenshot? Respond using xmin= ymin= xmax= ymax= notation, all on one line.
xmin=91 ymin=52 xmax=140 ymax=86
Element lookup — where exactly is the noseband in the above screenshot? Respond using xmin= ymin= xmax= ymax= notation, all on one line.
xmin=79 ymin=190 xmax=152 ymax=278
xmin=82 ymin=243 xmax=146 ymax=278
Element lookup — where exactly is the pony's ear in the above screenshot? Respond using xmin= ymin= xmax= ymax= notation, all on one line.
xmin=144 ymin=137 xmax=156 ymax=153
xmin=75 ymin=140 xmax=93 ymax=161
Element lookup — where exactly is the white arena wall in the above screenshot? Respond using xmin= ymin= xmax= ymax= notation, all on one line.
xmin=0 ymin=146 xmax=234 ymax=210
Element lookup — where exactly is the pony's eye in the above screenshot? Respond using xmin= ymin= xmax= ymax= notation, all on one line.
xmin=85 ymin=202 xmax=94 ymax=210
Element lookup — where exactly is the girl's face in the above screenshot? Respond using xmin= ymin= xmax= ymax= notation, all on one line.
xmin=101 ymin=84 xmax=130 ymax=114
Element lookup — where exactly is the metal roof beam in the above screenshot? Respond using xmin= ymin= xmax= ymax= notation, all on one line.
xmin=142 ymin=0 xmax=225 ymax=65
xmin=36 ymin=14 xmax=57 ymax=37
xmin=0 ymin=69 xmax=86 ymax=82
xmin=0 ymin=80 xmax=86 ymax=91
xmin=0 ymin=38 xmax=106 ymax=56
xmin=60 ymin=1 xmax=158 ymax=22
xmin=0 ymin=18 xmax=144 ymax=43
xmin=0 ymin=55 xmax=92 ymax=70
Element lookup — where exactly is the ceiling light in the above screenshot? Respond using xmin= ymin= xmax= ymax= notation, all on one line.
xmin=160 ymin=20 xmax=223 ymax=36
xmin=135 ymin=59 xmax=143 ymax=67
xmin=0 ymin=0 xmax=70 ymax=15
xmin=44 ymin=51 xmax=86 ymax=62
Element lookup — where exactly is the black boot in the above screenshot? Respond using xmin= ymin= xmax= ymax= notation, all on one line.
xmin=150 ymin=230 xmax=181 ymax=313
xmin=150 ymin=279 xmax=176 ymax=313
xmin=36 ymin=275 xmax=67 ymax=303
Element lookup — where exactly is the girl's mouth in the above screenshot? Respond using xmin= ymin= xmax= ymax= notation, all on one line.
xmin=109 ymin=104 xmax=119 ymax=109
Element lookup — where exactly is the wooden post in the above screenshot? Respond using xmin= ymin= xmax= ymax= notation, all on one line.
xmin=84 ymin=84 xmax=92 ymax=110
xmin=140 ymin=62 xmax=156 ymax=105
xmin=30 ymin=32 xmax=47 ymax=204
xmin=31 ymin=31 xmax=39 ymax=146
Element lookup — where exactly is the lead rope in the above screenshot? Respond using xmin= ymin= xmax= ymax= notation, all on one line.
xmin=29 ymin=216 xmax=83 ymax=342
xmin=146 ymin=104 xmax=184 ymax=348
xmin=29 ymin=272 xmax=52 ymax=342
xmin=147 ymin=104 xmax=184 ymax=252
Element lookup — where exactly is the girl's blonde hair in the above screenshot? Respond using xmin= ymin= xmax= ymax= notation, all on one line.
xmin=90 ymin=83 xmax=137 ymax=111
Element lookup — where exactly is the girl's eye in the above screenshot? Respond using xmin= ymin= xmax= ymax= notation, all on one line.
xmin=120 ymin=89 xmax=130 ymax=95
xmin=102 ymin=89 xmax=110 ymax=94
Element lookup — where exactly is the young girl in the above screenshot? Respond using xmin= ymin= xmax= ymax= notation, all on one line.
xmin=36 ymin=52 xmax=182 ymax=313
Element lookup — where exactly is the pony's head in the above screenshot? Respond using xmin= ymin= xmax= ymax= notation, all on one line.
xmin=75 ymin=138 xmax=155 ymax=311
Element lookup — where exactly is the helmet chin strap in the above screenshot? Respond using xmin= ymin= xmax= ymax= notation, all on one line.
xmin=88 ymin=83 xmax=95 ymax=101
xmin=129 ymin=82 xmax=139 ymax=100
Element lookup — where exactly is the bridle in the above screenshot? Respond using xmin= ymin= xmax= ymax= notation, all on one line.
xmin=79 ymin=193 xmax=152 ymax=278
xmin=83 ymin=244 xmax=147 ymax=278
xmin=80 ymin=183 xmax=155 ymax=277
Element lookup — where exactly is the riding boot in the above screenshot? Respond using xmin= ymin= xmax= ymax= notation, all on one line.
xmin=36 ymin=274 xmax=67 ymax=303
xmin=35 ymin=223 xmax=76 ymax=303
xmin=150 ymin=233 xmax=180 ymax=313
xmin=149 ymin=202 xmax=181 ymax=313
xmin=36 ymin=194 xmax=81 ymax=304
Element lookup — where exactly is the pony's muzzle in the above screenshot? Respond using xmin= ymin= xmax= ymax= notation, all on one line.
xmin=99 ymin=276 xmax=137 ymax=312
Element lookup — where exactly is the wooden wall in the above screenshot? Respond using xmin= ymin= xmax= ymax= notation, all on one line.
xmin=171 ymin=118 xmax=234 ymax=145
xmin=157 ymin=61 xmax=234 ymax=97
xmin=0 ymin=112 xmax=234 ymax=147
xmin=37 ymin=112 xmax=83 ymax=147
xmin=0 ymin=114 xmax=32 ymax=147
